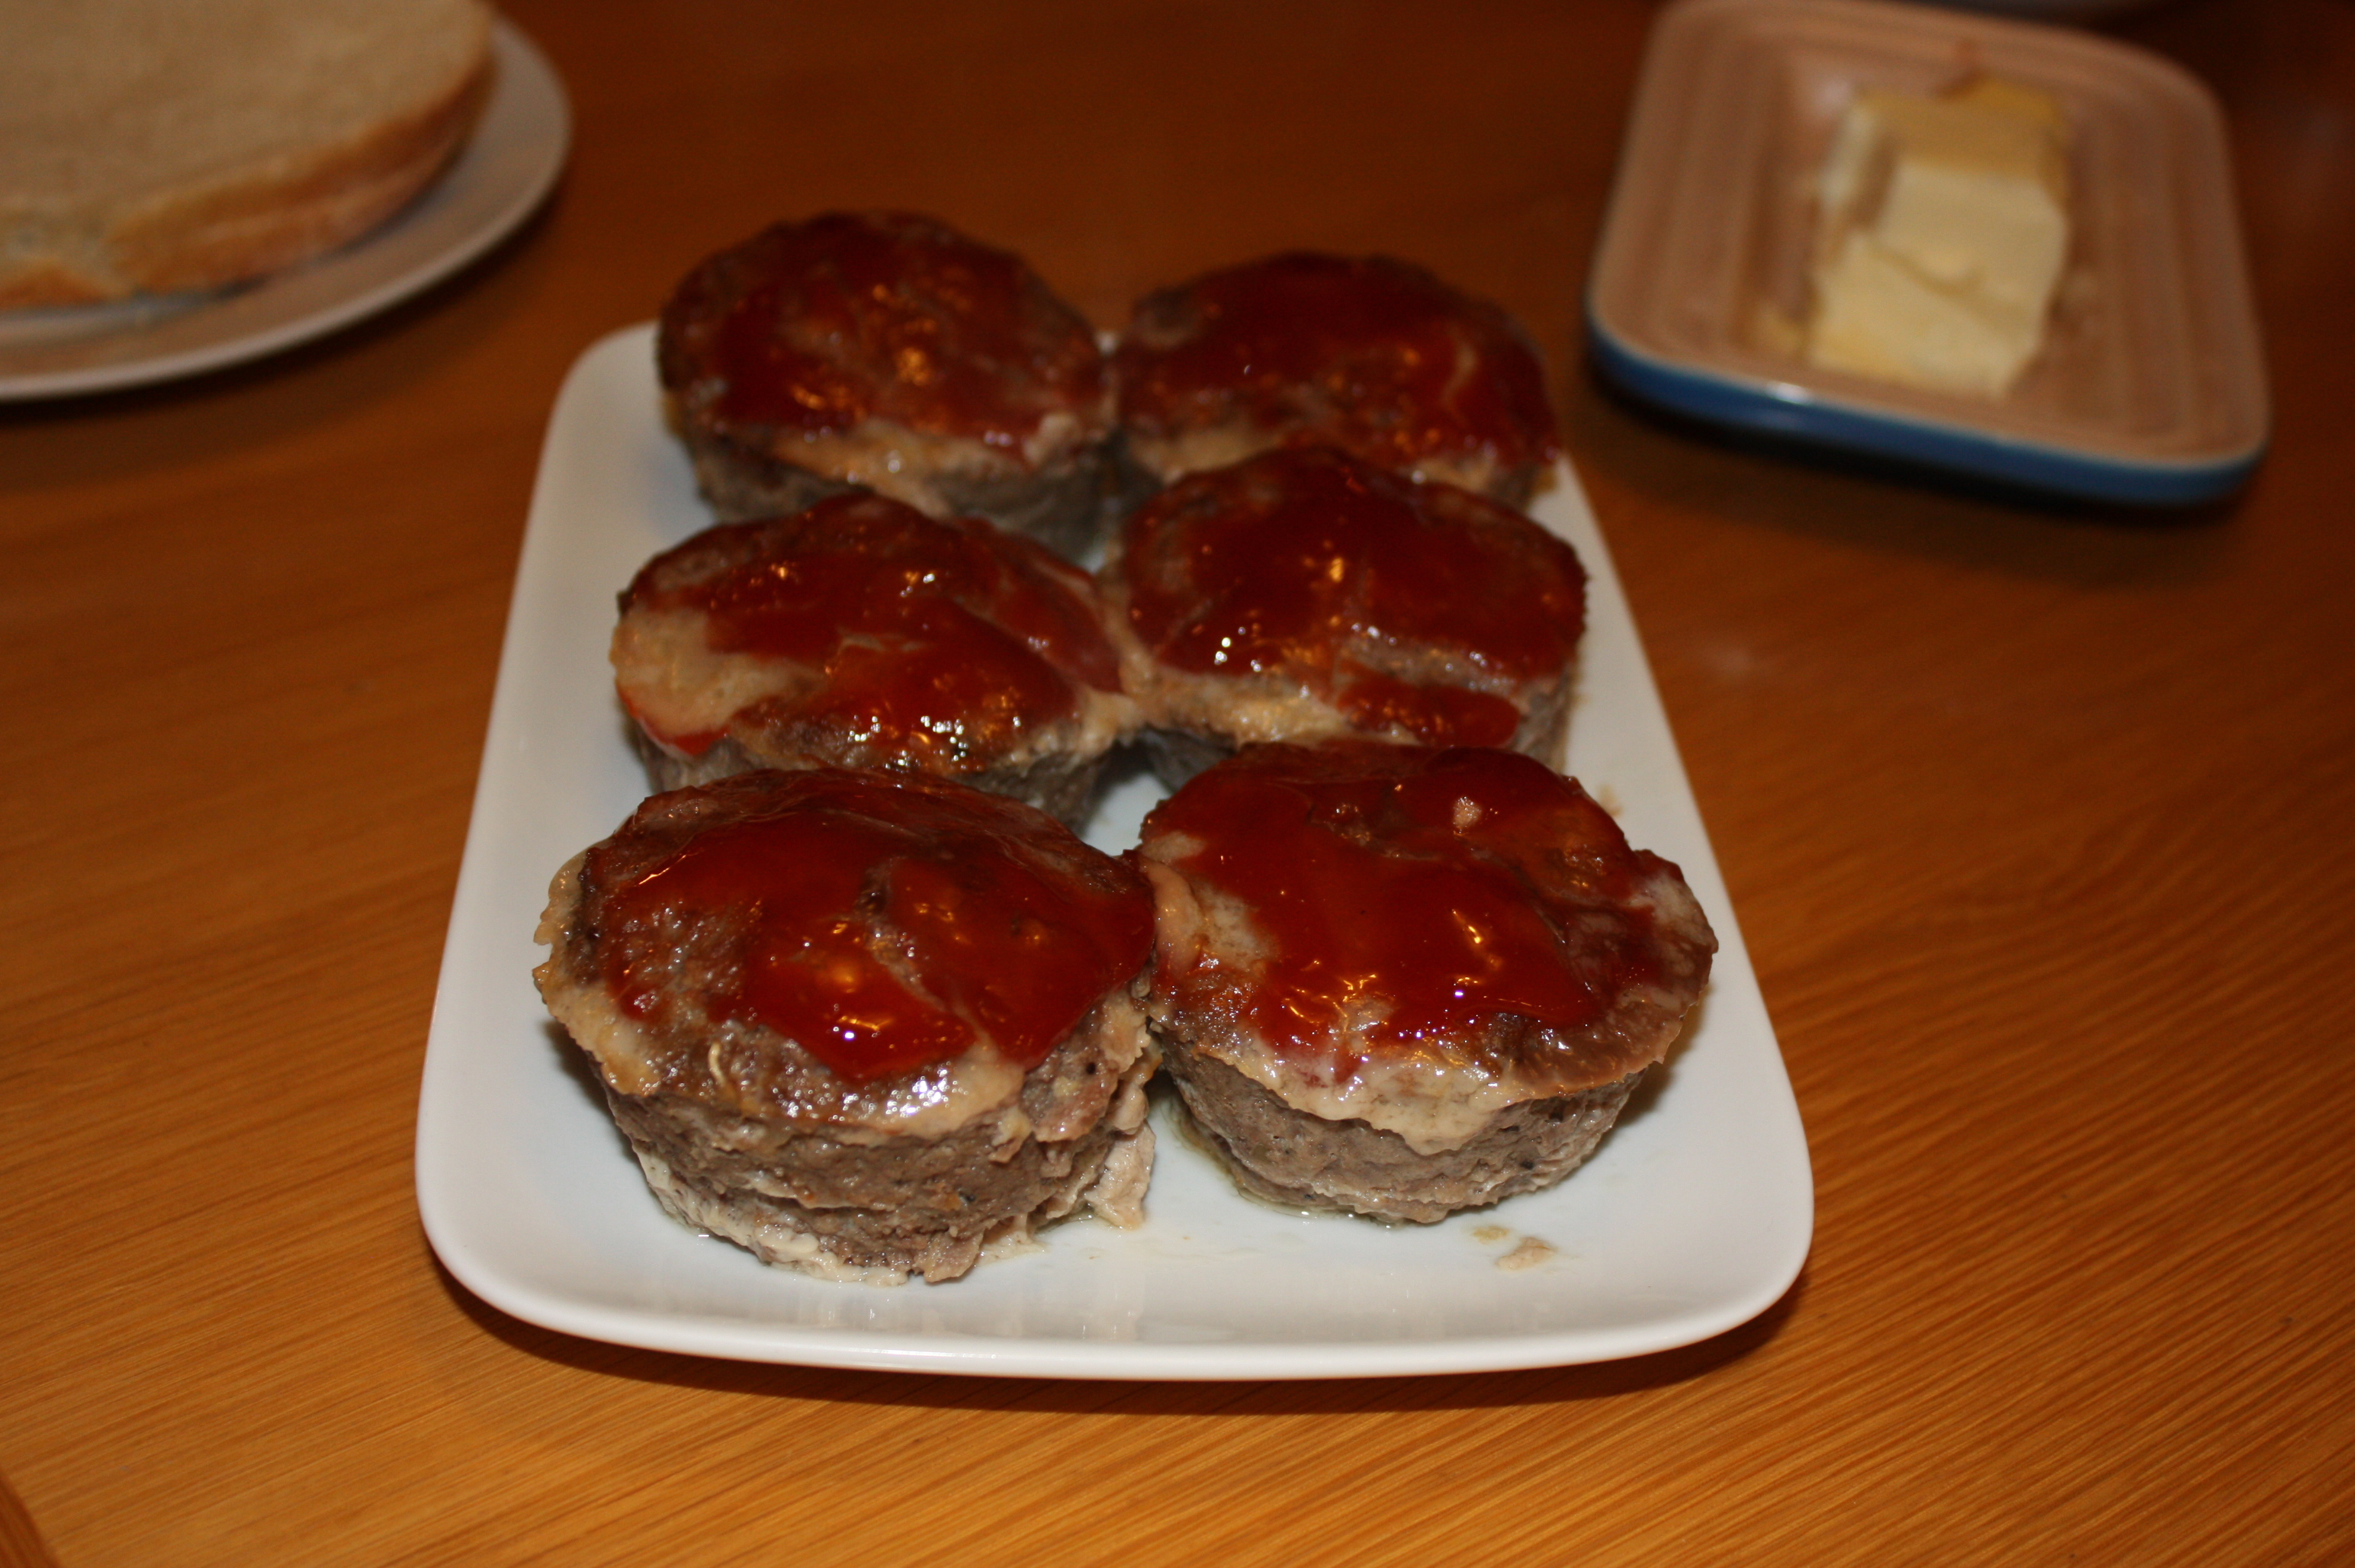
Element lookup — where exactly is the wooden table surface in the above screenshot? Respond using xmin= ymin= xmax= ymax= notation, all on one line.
xmin=5 ymin=1 xmax=2352 ymax=1562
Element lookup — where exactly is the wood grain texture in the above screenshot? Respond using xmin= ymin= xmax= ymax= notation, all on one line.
xmin=3 ymin=1 xmax=2351 ymax=1562
xmin=0 ymin=1473 xmax=57 ymax=1568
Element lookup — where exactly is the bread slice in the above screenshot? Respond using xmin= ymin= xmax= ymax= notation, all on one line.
xmin=0 ymin=0 xmax=494 ymax=308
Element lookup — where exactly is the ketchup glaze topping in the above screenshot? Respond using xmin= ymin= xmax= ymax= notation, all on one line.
xmin=658 ymin=212 xmax=1107 ymax=458
xmin=1116 ymin=445 xmax=1585 ymax=747
xmin=622 ymin=493 xmax=1123 ymax=766
xmin=587 ymin=770 xmax=1154 ymax=1086
xmin=1114 ymin=252 xmax=1560 ymax=474
xmin=1143 ymin=743 xmax=1710 ymax=1072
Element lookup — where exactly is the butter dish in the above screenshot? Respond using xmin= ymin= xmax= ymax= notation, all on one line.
xmin=1586 ymin=0 xmax=2267 ymax=505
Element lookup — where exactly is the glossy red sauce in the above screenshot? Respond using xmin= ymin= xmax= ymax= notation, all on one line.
xmin=661 ymin=212 xmax=1104 ymax=454
xmin=1117 ymin=446 xmax=1583 ymax=744
xmin=625 ymin=494 xmax=1120 ymax=765
xmin=601 ymin=771 xmax=1152 ymax=1084
xmin=1114 ymin=252 xmax=1559 ymax=472
xmin=1145 ymin=743 xmax=1677 ymax=1061
xmin=1332 ymin=667 xmax=1524 ymax=748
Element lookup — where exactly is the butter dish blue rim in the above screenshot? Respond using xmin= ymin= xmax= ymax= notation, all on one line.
xmin=1587 ymin=308 xmax=2265 ymax=506
xmin=1584 ymin=0 xmax=2271 ymax=509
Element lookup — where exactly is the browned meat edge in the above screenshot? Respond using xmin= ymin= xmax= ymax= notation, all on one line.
xmin=1158 ymin=1034 xmax=1640 ymax=1225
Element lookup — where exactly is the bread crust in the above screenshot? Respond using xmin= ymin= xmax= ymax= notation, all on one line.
xmin=0 ymin=0 xmax=494 ymax=307
xmin=107 ymin=56 xmax=493 ymax=298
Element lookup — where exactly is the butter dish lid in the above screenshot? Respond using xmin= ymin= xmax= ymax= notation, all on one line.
xmin=1587 ymin=0 xmax=2268 ymax=505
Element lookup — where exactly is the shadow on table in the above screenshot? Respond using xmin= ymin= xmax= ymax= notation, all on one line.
xmin=1568 ymin=366 xmax=2246 ymax=593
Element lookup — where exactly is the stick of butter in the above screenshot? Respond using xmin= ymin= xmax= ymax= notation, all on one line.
xmin=1806 ymin=76 xmax=2070 ymax=400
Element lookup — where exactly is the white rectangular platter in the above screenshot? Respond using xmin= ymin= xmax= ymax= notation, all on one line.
xmin=414 ymin=323 xmax=1813 ymax=1380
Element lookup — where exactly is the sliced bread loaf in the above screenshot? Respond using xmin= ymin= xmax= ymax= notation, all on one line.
xmin=0 ymin=0 xmax=494 ymax=308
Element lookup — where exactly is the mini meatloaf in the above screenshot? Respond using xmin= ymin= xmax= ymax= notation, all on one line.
xmin=1102 ymin=444 xmax=1586 ymax=784
xmin=1138 ymin=741 xmax=1714 ymax=1223
xmin=658 ymin=211 xmax=1113 ymax=556
xmin=1113 ymin=251 xmax=1560 ymax=506
xmin=612 ymin=491 xmax=1139 ymax=826
xmin=535 ymin=767 xmax=1160 ymax=1284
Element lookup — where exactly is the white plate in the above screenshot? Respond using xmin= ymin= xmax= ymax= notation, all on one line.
xmin=0 ymin=18 xmax=568 ymax=401
xmin=415 ymin=326 xmax=1814 ymax=1380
